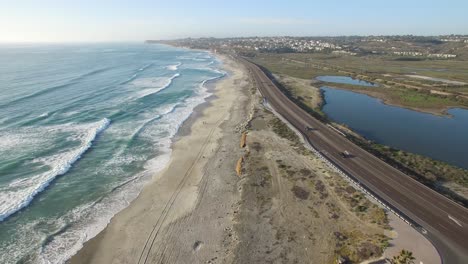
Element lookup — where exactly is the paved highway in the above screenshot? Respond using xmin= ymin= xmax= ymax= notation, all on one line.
xmin=240 ymin=57 xmax=468 ymax=263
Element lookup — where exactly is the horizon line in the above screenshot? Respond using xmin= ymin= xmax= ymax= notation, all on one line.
xmin=2 ymin=33 xmax=468 ymax=44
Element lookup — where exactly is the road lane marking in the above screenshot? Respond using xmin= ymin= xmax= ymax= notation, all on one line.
xmin=246 ymin=60 xmax=468 ymax=245
xmin=438 ymin=223 xmax=449 ymax=231
xmin=448 ymin=215 xmax=463 ymax=227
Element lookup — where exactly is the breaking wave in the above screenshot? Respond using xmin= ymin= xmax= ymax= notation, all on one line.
xmin=131 ymin=73 xmax=180 ymax=99
xmin=0 ymin=118 xmax=111 ymax=222
xmin=166 ymin=62 xmax=181 ymax=71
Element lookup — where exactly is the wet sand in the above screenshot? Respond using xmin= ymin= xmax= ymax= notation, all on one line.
xmin=69 ymin=54 xmax=251 ymax=264
xmin=69 ymin=51 xmax=440 ymax=264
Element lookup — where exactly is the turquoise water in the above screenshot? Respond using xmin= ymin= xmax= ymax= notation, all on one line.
xmin=321 ymin=87 xmax=468 ymax=170
xmin=0 ymin=43 xmax=224 ymax=263
xmin=316 ymin=75 xmax=378 ymax=87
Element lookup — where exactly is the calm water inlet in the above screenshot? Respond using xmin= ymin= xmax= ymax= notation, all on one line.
xmin=321 ymin=87 xmax=468 ymax=169
xmin=316 ymin=75 xmax=378 ymax=87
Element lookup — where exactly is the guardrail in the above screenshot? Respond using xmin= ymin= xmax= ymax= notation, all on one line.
xmin=243 ymin=57 xmax=447 ymax=262
xmin=260 ymin=86 xmax=422 ymax=232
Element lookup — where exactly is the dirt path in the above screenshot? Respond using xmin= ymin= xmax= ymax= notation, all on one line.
xmin=233 ymin=99 xmax=390 ymax=263
xmin=69 ymin=54 xmax=442 ymax=264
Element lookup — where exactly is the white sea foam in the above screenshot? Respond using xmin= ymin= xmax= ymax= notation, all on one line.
xmin=128 ymin=103 xmax=180 ymax=141
xmin=36 ymin=152 xmax=170 ymax=264
xmin=138 ymin=63 xmax=153 ymax=72
xmin=0 ymin=51 xmax=225 ymax=264
xmin=0 ymin=217 xmax=55 ymax=263
xmin=208 ymin=68 xmax=226 ymax=76
xmin=0 ymin=118 xmax=111 ymax=222
xmin=0 ymin=133 xmax=39 ymax=153
xmin=38 ymin=112 xmax=49 ymax=118
xmin=0 ymin=128 xmax=53 ymax=159
xmin=176 ymin=53 xmax=210 ymax=61
xmin=131 ymin=73 xmax=180 ymax=99
xmin=166 ymin=62 xmax=181 ymax=71
xmin=118 ymin=63 xmax=153 ymax=85
xmin=120 ymin=73 xmax=138 ymax=85
xmin=34 ymin=113 xmax=181 ymax=264
xmin=0 ymin=151 xmax=167 ymax=264
xmin=138 ymin=68 xmax=223 ymax=150
xmin=38 ymin=65 xmax=223 ymax=264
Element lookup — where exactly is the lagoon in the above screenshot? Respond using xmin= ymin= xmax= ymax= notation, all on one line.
xmin=321 ymin=87 xmax=468 ymax=169
xmin=316 ymin=75 xmax=378 ymax=87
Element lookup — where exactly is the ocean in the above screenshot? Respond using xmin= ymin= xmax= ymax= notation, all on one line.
xmin=0 ymin=43 xmax=224 ymax=263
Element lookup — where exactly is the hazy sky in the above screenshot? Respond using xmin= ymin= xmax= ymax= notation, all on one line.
xmin=1 ymin=0 xmax=467 ymax=42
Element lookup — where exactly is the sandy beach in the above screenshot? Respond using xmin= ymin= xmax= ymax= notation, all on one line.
xmin=69 ymin=54 xmax=252 ymax=264
xmin=69 ymin=53 xmax=440 ymax=264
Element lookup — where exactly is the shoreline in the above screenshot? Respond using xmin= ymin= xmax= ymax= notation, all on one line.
xmin=69 ymin=52 xmax=250 ymax=263
xmin=66 ymin=46 xmax=443 ymax=264
xmin=174 ymin=69 xmax=223 ymax=140
xmin=59 ymin=50 xmax=227 ymax=263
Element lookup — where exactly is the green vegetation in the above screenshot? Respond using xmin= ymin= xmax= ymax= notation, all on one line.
xmin=269 ymin=117 xmax=300 ymax=143
xmin=390 ymin=249 xmax=416 ymax=264
xmin=256 ymin=58 xmax=468 ymax=205
xmin=254 ymin=52 xmax=468 ymax=82
xmin=268 ymin=116 xmax=309 ymax=155
xmin=372 ymin=143 xmax=468 ymax=187
xmin=348 ymin=134 xmax=468 ymax=206
xmin=252 ymin=55 xmax=338 ymax=79
xmin=317 ymin=81 xmax=467 ymax=112
xmin=335 ymin=230 xmax=388 ymax=263
xmin=394 ymin=89 xmax=462 ymax=109
xmin=334 ymin=183 xmax=390 ymax=228
xmin=394 ymin=57 xmax=425 ymax=61
xmin=251 ymin=53 xmax=468 ymax=113
xmin=264 ymin=112 xmax=390 ymax=264
xmin=274 ymin=75 xmax=324 ymax=111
